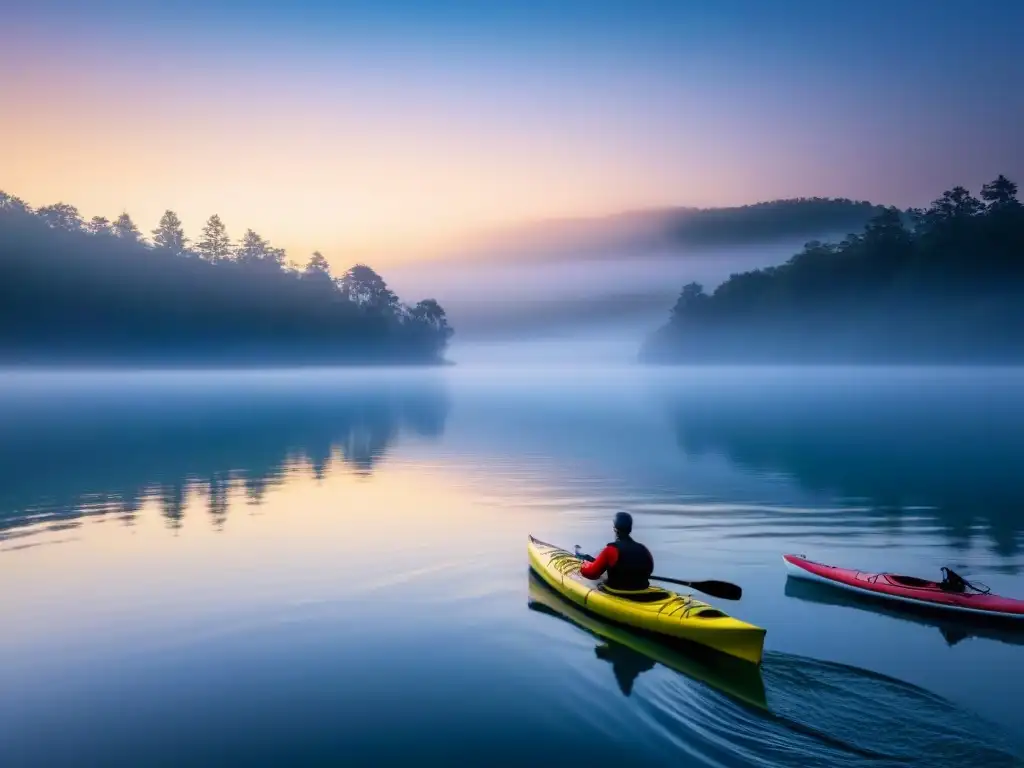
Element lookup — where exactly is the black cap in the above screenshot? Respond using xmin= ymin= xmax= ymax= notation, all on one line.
xmin=613 ymin=511 xmax=633 ymax=534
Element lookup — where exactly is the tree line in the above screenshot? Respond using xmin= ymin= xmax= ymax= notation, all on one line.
xmin=662 ymin=197 xmax=888 ymax=248
xmin=0 ymin=193 xmax=453 ymax=364
xmin=642 ymin=175 xmax=1024 ymax=363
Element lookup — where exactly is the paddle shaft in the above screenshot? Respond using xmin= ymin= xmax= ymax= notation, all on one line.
xmin=654 ymin=575 xmax=711 ymax=588
xmin=651 ymin=575 xmax=742 ymax=601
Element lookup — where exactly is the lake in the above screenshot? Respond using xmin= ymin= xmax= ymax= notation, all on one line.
xmin=2 ymin=366 xmax=1023 ymax=767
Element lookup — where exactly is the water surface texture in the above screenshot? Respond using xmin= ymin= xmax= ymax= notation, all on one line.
xmin=2 ymin=367 xmax=1023 ymax=767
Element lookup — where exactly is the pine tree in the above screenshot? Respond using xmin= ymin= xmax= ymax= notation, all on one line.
xmin=304 ymin=251 xmax=332 ymax=279
xmin=0 ymin=191 xmax=31 ymax=214
xmin=236 ymin=229 xmax=269 ymax=264
xmin=112 ymin=212 xmax=143 ymax=242
xmin=981 ymin=175 xmax=1020 ymax=212
xmin=266 ymin=246 xmax=286 ymax=269
xmin=235 ymin=229 xmax=285 ymax=271
xmin=196 ymin=214 xmax=232 ymax=262
xmin=87 ymin=216 xmax=113 ymax=235
xmin=339 ymin=264 xmax=399 ymax=314
xmin=36 ymin=203 xmax=83 ymax=231
xmin=152 ymin=210 xmax=189 ymax=254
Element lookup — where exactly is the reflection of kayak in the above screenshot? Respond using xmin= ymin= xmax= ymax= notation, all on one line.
xmin=784 ymin=575 xmax=1024 ymax=648
xmin=528 ymin=570 xmax=768 ymax=709
xmin=529 ymin=567 xmax=1021 ymax=765
xmin=529 ymin=535 xmax=766 ymax=664
xmin=783 ymin=554 xmax=1024 ymax=620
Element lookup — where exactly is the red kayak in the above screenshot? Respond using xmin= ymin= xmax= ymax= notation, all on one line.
xmin=783 ymin=554 xmax=1024 ymax=620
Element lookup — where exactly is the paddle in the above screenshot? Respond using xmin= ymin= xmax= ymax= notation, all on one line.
xmin=574 ymin=543 xmax=743 ymax=600
xmin=532 ymin=537 xmax=744 ymax=602
xmin=648 ymin=576 xmax=742 ymax=601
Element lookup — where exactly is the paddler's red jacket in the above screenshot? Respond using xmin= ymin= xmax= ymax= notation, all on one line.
xmin=580 ymin=537 xmax=654 ymax=589
xmin=580 ymin=545 xmax=619 ymax=579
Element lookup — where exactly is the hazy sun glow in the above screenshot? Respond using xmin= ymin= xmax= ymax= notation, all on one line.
xmin=3 ymin=1 xmax=1022 ymax=269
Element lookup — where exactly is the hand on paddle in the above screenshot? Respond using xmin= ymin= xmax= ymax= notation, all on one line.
xmin=573 ymin=545 xmax=595 ymax=562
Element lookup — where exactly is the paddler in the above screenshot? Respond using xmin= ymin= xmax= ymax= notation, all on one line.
xmin=574 ymin=512 xmax=654 ymax=590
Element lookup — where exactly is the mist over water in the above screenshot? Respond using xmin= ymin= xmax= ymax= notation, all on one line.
xmin=4 ymin=0 xmax=1024 ymax=762
xmin=2 ymin=366 xmax=1023 ymax=766
xmin=386 ymin=238 xmax=819 ymax=361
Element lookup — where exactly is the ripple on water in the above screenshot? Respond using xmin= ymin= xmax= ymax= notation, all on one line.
xmin=762 ymin=653 xmax=1023 ymax=767
xmin=603 ymin=648 xmax=1023 ymax=768
xmin=526 ymin=571 xmax=1022 ymax=768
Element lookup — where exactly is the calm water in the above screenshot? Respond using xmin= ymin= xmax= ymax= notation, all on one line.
xmin=2 ymin=366 xmax=1023 ymax=767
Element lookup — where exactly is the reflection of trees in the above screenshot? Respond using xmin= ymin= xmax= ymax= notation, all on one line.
xmin=158 ymin=482 xmax=187 ymax=531
xmin=667 ymin=376 xmax=1024 ymax=554
xmin=0 ymin=379 xmax=449 ymax=540
xmin=120 ymin=494 xmax=142 ymax=526
xmin=208 ymin=472 xmax=230 ymax=530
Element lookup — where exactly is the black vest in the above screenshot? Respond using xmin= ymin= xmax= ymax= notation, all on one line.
xmin=605 ymin=537 xmax=653 ymax=590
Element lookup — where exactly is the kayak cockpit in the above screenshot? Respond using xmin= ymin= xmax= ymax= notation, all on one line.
xmin=884 ymin=569 xmax=991 ymax=595
xmin=596 ymin=585 xmax=673 ymax=602
xmin=886 ymin=574 xmax=938 ymax=589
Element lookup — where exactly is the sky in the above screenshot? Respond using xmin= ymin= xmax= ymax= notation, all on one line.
xmin=2 ymin=0 xmax=1022 ymax=268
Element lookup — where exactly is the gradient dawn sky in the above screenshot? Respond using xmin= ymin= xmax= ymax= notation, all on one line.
xmin=3 ymin=0 xmax=1022 ymax=265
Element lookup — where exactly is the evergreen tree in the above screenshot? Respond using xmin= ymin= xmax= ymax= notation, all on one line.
xmin=112 ymin=212 xmax=143 ymax=242
xmin=152 ymin=210 xmax=189 ymax=254
xmin=0 ymin=191 xmax=31 ymax=214
xmin=266 ymin=246 xmax=286 ymax=270
xmin=87 ymin=216 xmax=113 ymax=235
xmin=305 ymin=251 xmax=331 ymax=276
xmin=981 ymin=175 xmax=1020 ymax=212
xmin=236 ymin=229 xmax=269 ymax=265
xmin=196 ymin=214 xmax=232 ymax=262
xmin=36 ymin=202 xmax=83 ymax=231
xmin=303 ymin=251 xmax=333 ymax=282
xmin=339 ymin=264 xmax=400 ymax=315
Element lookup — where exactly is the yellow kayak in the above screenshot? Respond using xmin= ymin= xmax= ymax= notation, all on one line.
xmin=528 ymin=535 xmax=766 ymax=665
xmin=528 ymin=571 xmax=768 ymax=709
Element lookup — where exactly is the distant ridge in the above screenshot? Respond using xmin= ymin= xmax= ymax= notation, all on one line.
xmin=448 ymin=198 xmax=887 ymax=262
xmin=641 ymin=175 xmax=1024 ymax=363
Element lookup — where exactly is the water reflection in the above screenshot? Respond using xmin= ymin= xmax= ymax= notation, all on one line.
xmin=0 ymin=372 xmax=450 ymax=541
xmin=664 ymin=370 xmax=1024 ymax=555
xmin=527 ymin=571 xmax=768 ymax=709
xmin=527 ymin=571 xmax=1021 ymax=765
xmin=784 ymin=575 xmax=1024 ymax=649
